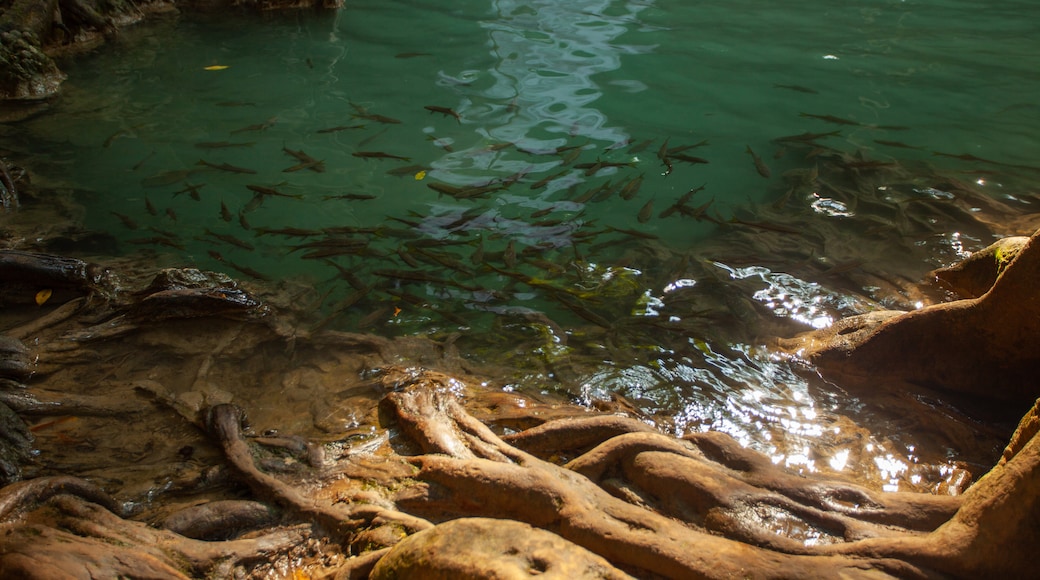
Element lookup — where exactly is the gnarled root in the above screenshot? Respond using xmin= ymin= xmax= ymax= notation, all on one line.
xmin=206 ymin=403 xmax=432 ymax=548
xmin=379 ymin=377 xmax=935 ymax=579
xmin=0 ymin=493 xmax=311 ymax=579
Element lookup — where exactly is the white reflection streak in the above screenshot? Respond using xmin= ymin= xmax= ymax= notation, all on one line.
xmin=477 ymin=0 xmax=653 ymax=148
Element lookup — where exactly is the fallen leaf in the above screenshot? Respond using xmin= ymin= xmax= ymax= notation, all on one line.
xmin=35 ymin=288 xmax=52 ymax=306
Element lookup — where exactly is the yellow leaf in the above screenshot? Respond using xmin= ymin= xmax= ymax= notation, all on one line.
xmin=393 ymin=306 xmax=402 ymax=317
xmin=204 ymin=65 xmax=229 ymax=71
xmin=414 ymin=170 xmax=426 ymax=180
xmin=35 ymin=289 xmax=52 ymax=306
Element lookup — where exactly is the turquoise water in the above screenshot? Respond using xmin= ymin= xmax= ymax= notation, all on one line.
xmin=6 ymin=0 xmax=1040 ymax=490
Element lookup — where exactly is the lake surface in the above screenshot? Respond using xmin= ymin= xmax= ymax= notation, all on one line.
xmin=5 ymin=0 xmax=1039 ymax=492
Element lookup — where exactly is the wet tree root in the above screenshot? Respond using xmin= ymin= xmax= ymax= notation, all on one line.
xmin=1 ymin=370 xmax=1036 ymax=578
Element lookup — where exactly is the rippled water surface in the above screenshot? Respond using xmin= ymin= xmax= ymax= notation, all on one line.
xmin=5 ymin=0 xmax=1040 ymax=491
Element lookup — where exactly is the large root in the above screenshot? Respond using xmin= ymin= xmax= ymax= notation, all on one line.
xmin=779 ymin=229 xmax=1040 ymax=411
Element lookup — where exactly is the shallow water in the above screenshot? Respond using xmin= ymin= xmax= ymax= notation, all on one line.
xmin=4 ymin=0 xmax=1040 ymax=492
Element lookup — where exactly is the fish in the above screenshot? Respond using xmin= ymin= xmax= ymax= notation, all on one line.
xmin=396 ymin=246 xmax=421 ymax=268
xmin=194 ymin=141 xmax=256 ymax=149
xmin=203 ymin=228 xmax=256 ymax=250
xmin=745 ymin=145 xmax=772 ymax=178
xmin=575 ymin=160 xmax=635 ymax=176
xmin=323 ymin=260 xmax=369 ymax=291
xmin=671 ymin=153 xmax=710 ymax=165
xmin=238 ymin=212 xmax=251 ymax=230
xmin=560 ymin=146 xmax=585 ymax=166
xmin=242 ymin=192 xmax=265 ymax=213
xmin=316 ymin=124 xmax=366 ymax=133
xmin=103 ymin=128 xmax=131 ymax=148
xmin=245 ymin=184 xmax=304 ymax=199
xmin=282 ymin=159 xmax=326 ymax=173
xmin=254 ymin=227 xmax=322 ymax=238
xmin=196 ymin=159 xmax=257 ymax=174
xmin=657 ymin=137 xmax=674 ymax=175
xmin=224 ymin=260 xmax=271 ymax=282
xmin=873 ymin=139 xmax=922 ymax=150
xmin=131 ymin=150 xmax=155 ymax=171
xmin=676 ymin=197 xmax=719 ymax=223
xmin=932 ymin=151 xmax=1000 ymax=164
xmin=605 ymin=226 xmax=658 ymax=240
xmin=352 ymin=151 xmax=411 ymax=161
xmin=144 ymin=197 xmax=158 ymax=216
xmin=552 ymin=294 xmax=612 ymax=328
xmin=799 ymin=112 xmax=861 ymax=126
xmin=208 ymin=250 xmax=225 ymax=262
xmin=127 ymin=236 xmax=185 ymax=250
xmin=174 ymin=182 xmax=204 ymax=200
xmin=220 ymin=201 xmax=233 ymax=222
xmin=351 ymin=112 xmax=402 ymax=124
xmin=230 ymin=117 xmax=276 ymax=134
xmin=372 ymin=268 xmax=452 ymax=285
xmin=773 ymin=84 xmax=819 ymax=94
xmin=628 ymin=138 xmax=654 ymax=154
xmin=386 ymin=164 xmax=429 ymax=177
xmin=424 ymin=105 xmax=462 ymax=123
xmin=773 ymin=131 xmax=841 ymax=143
xmin=729 ymin=217 xmax=801 ymax=234
xmin=667 ymin=140 xmax=710 ymax=155
xmin=637 ymin=199 xmax=654 ymax=223
xmin=322 ymin=193 xmax=378 ymax=201
xmin=165 ymin=207 xmax=177 ymax=221
xmin=659 ymin=183 xmax=707 ymax=218
xmin=618 ymin=174 xmax=644 ymax=201
xmin=529 ymin=170 xmax=569 ymax=190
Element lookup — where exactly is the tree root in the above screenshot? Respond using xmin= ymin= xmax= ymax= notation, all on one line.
xmin=0 ymin=474 xmax=120 ymax=522
xmin=207 ymin=403 xmax=433 ymax=548
xmin=0 ymin=493 xmax=312 ymax=579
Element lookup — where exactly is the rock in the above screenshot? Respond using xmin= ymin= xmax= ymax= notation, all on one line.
xmin=369 ymin=517 xmax=633 ymax=580
xmin=0 ymin=250 xmax=112 ymax=306
xmin=930 ymin=236 xmax=1029 ymax=299
xmin=130 ymin=268 xmax=269 ymax=321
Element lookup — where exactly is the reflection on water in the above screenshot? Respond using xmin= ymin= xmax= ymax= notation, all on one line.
xmin=3 ymin=0 xmax=1039 ymax=494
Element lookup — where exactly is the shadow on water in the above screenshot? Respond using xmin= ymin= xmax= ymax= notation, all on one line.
xmin=2 ymin=0 xmax=1040 ymax=497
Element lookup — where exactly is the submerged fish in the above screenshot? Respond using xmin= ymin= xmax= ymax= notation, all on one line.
xmin=196 ymin=159 xmax=257 ymax=174
xmin=352 ymin=151 xmax=411 ymax=161
xmin=316 ymin=124 xmax=366 ymax=133
xmin=424 ymin=105 xmax=462 ymax=123
xmin=194 ymin=141 xmax=256 ymax=149
xmin=773 ymin=131 xmax=841 ymax=143
xmin=745 ymin=146 xmax=771 ymax=178
xmin=246 ymin=184 xmax=304 ymax=199
xmin=202 ymin=228 xmax=255 ymax=250
xmin=230 ymin=117 xmax=276 ymax=134
xmin=637 ymin=199 xmax=654 ymax=223
xmin=111 ymin=211 xmax=138 ymax=230
xmin=799 ymin=112 xmax=861 ymax=126
xmin=773 ymin=84 xmax=819 ymax=94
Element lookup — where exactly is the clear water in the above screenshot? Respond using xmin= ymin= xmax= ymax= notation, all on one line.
xmin=5 ymin=0 xmax=1040 ymax=491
